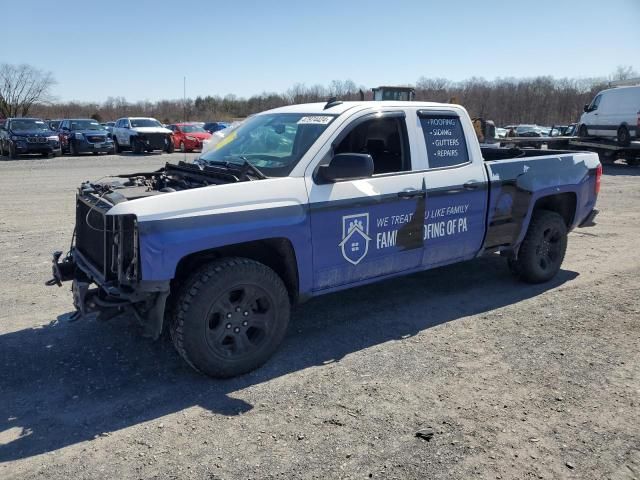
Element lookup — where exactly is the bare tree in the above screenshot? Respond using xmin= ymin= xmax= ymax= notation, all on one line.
xmin=0 ymin=63 xmax=56 ymax=118
xmin=610 ymin=65 xmax=638 ymax=81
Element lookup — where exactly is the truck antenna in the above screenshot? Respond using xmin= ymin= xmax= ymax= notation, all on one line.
xmin=324 ymin=97 xmax=343 ymax=110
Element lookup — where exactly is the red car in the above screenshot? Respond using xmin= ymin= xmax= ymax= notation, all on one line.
xmin=167 ymin=123 xmax=212 ymax=152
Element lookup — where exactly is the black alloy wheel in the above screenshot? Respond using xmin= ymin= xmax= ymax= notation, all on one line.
xmin=171 ymin=257 xmax=290 ymax=378
xmin=508 ymin=210 xmax=568 ymax=283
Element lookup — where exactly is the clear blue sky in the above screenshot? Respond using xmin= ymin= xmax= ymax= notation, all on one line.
xmin=5 ymin=0 xmax=640 ymax=102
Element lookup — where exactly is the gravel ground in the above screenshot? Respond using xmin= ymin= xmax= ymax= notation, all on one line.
xmin=0 ymin=153 xmax=638 ymax=480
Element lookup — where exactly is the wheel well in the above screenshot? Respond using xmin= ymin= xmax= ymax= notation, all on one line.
xmin=172 ymin=238 xmax=300 ymax=304
xmin=533 ymin=193 xmax=576 ymax=227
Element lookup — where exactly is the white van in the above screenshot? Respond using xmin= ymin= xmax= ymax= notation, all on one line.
xmin=578 ymin=85 xmax=640 ymax=146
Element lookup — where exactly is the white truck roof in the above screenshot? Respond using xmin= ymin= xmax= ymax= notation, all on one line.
xmin=265 ymin=101 xmax=465 ymax=115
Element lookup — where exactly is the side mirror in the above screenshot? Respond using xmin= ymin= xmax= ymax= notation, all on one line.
xmin=583 ymin=104 xmax=590 ymax=113
xmin=316 ymin=153 xmax=374 ymax=183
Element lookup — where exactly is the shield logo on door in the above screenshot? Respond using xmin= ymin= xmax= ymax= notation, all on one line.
xmin=339 ymin=213 xmax=371 ymax=265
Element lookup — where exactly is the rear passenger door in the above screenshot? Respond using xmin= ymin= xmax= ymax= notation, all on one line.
xmin=307 ymin=111 xmax=427 ymax=291
xmin=417 ymin=110 xmax=488 ymax=267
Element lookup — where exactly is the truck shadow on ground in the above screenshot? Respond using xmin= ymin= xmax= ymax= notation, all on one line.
xmin=0 ymin=255 xmax=578 ymax=462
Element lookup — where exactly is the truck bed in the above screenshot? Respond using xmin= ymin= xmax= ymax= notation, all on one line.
xmin=481 ymin=150 xmax=600 ymax=251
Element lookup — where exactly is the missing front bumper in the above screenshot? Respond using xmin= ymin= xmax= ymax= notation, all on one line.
xmin=46 ymin=250 xmax=170 ymax=338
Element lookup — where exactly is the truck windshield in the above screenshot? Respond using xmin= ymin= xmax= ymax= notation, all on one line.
xmin=180 ymin=125 xmax=207 ymax=133
xmin=199 ymin=113 xmax=336 ymax=176
xmin=130 ymin=119 xmax=162 ymax=128
xmin=70 ymin=120 xmax=103 ymax=131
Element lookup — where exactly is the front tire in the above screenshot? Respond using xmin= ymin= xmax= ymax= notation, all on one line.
xmin=9 ymin=143 xmax=19 ymax=159
xmin=509 ymin=210 xmax=568 ymax=284
xmin=113 ymin=138 xmax=121 ymax=153
xmin=69 ymin=140 xmax=78 ymax=156
xmin=578 ymin=124 xmax=589 ymax=138
xmin=617 ymin=125 xmax=631 ymax=147
xmin=171 ymin=258 xmax=291 ymax=378
xmin=132 ymin=137 xmax=144 ymax=154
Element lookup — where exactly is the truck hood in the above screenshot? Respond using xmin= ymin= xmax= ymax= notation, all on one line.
xmin=108 ymin=176 xmax=306 ymax=223
xmin=132 ymin=126 xmax=172 ymax=134
xmin=11 ymin=130 xmax=56 ymax=137
xmin=74 ymin=130 xmax=109 ymax=136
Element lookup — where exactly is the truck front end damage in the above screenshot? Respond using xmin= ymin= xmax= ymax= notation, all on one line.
xmin=48 ymin=189 xmax=169 ymax=338
xmin=46 ymin=161 xmax=264 ymax=337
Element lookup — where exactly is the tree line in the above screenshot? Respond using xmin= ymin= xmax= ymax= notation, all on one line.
xmin=1 ymin=63 xmax=637 ymax=127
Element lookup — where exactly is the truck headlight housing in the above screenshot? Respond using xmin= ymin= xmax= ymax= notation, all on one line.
xmin=186 ymin=136 xmax=197 ymax=141
xmin=75 ymin=132 xmax=84 ymax=140
xmin=47 ymin=135 xmax=59 ymax=141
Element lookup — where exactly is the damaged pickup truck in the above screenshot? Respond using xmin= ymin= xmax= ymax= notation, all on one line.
xmin=48 ymin=100 xmax=601 ymax=378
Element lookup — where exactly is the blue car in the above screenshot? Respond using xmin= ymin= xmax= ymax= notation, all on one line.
xmin=202 ymin=121 xmax=229 ymax=134
xmin=0 ymin=118 xmax=61 ymax=159
xmin=59 ymin=119 xmax=114 ymax=155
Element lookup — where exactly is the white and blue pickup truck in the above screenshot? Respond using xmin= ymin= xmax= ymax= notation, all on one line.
xmin=48 ymin=100 xmax=601 ymax=378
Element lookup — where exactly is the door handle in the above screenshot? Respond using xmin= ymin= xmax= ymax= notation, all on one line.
xmin=398 ymin=188 xmax=426 ymax=199
xmin=463 ymin=181 xmax=480 ymax=190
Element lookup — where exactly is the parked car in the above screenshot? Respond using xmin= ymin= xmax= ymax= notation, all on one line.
xmin=564 ymin=123 xmax=577 ymax=137
xmin=111 ymin=117 xmax=174 ymax=154
xmin=59 ymin=119 xmax=114 ymax=155
xmin=166 ymin=123 xmax=212 ymax=152
xmin=203 ymin=121 xmax=229 ymax=134
xmin=579 ymin=85 xmax=640 ymax=145
xmin=48 ymin=119 xmax=63 ymax=130
xmin=0 ymin=117 xmax=61 ymax=159
xmin=100 ymin=121 xmax=115 ymax=137
xmin=48 ymin=100 xmax=601 ymax=378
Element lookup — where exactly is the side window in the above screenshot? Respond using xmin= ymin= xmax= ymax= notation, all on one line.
xmin=334 ymin=116 xmax=410 ymax=174
xmin=419 ymin=113 xmax=469 ymax=169
xmin=590 ymin=94 xmax=602 ymax=110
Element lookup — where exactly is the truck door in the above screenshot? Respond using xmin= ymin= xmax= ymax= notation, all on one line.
xmin=307 ymin=111 xmax=426 ymax=291
xmin=417 ymin=110 xmax=488 ymax=267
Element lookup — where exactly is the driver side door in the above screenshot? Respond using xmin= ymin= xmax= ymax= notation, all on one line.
xmin=306 ymin=111 xmax=426 ymax=292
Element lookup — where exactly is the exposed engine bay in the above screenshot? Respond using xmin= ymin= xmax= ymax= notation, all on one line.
xmin=79 ymin=160 xmax=266 ymax=204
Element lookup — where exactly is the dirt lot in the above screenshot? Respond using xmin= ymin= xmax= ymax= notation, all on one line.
xmin=0 ymin=153 xmax=638 ymax=480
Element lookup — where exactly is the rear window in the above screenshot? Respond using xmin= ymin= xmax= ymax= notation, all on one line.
xmin=418 ymin=112 xmax=469 ymax=168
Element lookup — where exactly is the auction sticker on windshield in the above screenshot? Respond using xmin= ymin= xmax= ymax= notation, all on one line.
xmin=297 ymin=116 xmax=333 ymax=125
xmin=213 ymin=130 xmax=237 ymax=151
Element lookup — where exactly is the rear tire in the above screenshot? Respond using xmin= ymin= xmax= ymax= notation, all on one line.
xmin=132 ymin=137 xmax=144 ymax=154
xmin=617 ymin=125 xmax=631 ymax=147
xmin=170 ymin=257 xmax=291 ymax=378
xmin=508 ymin=210 xmax=568 ymax=284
